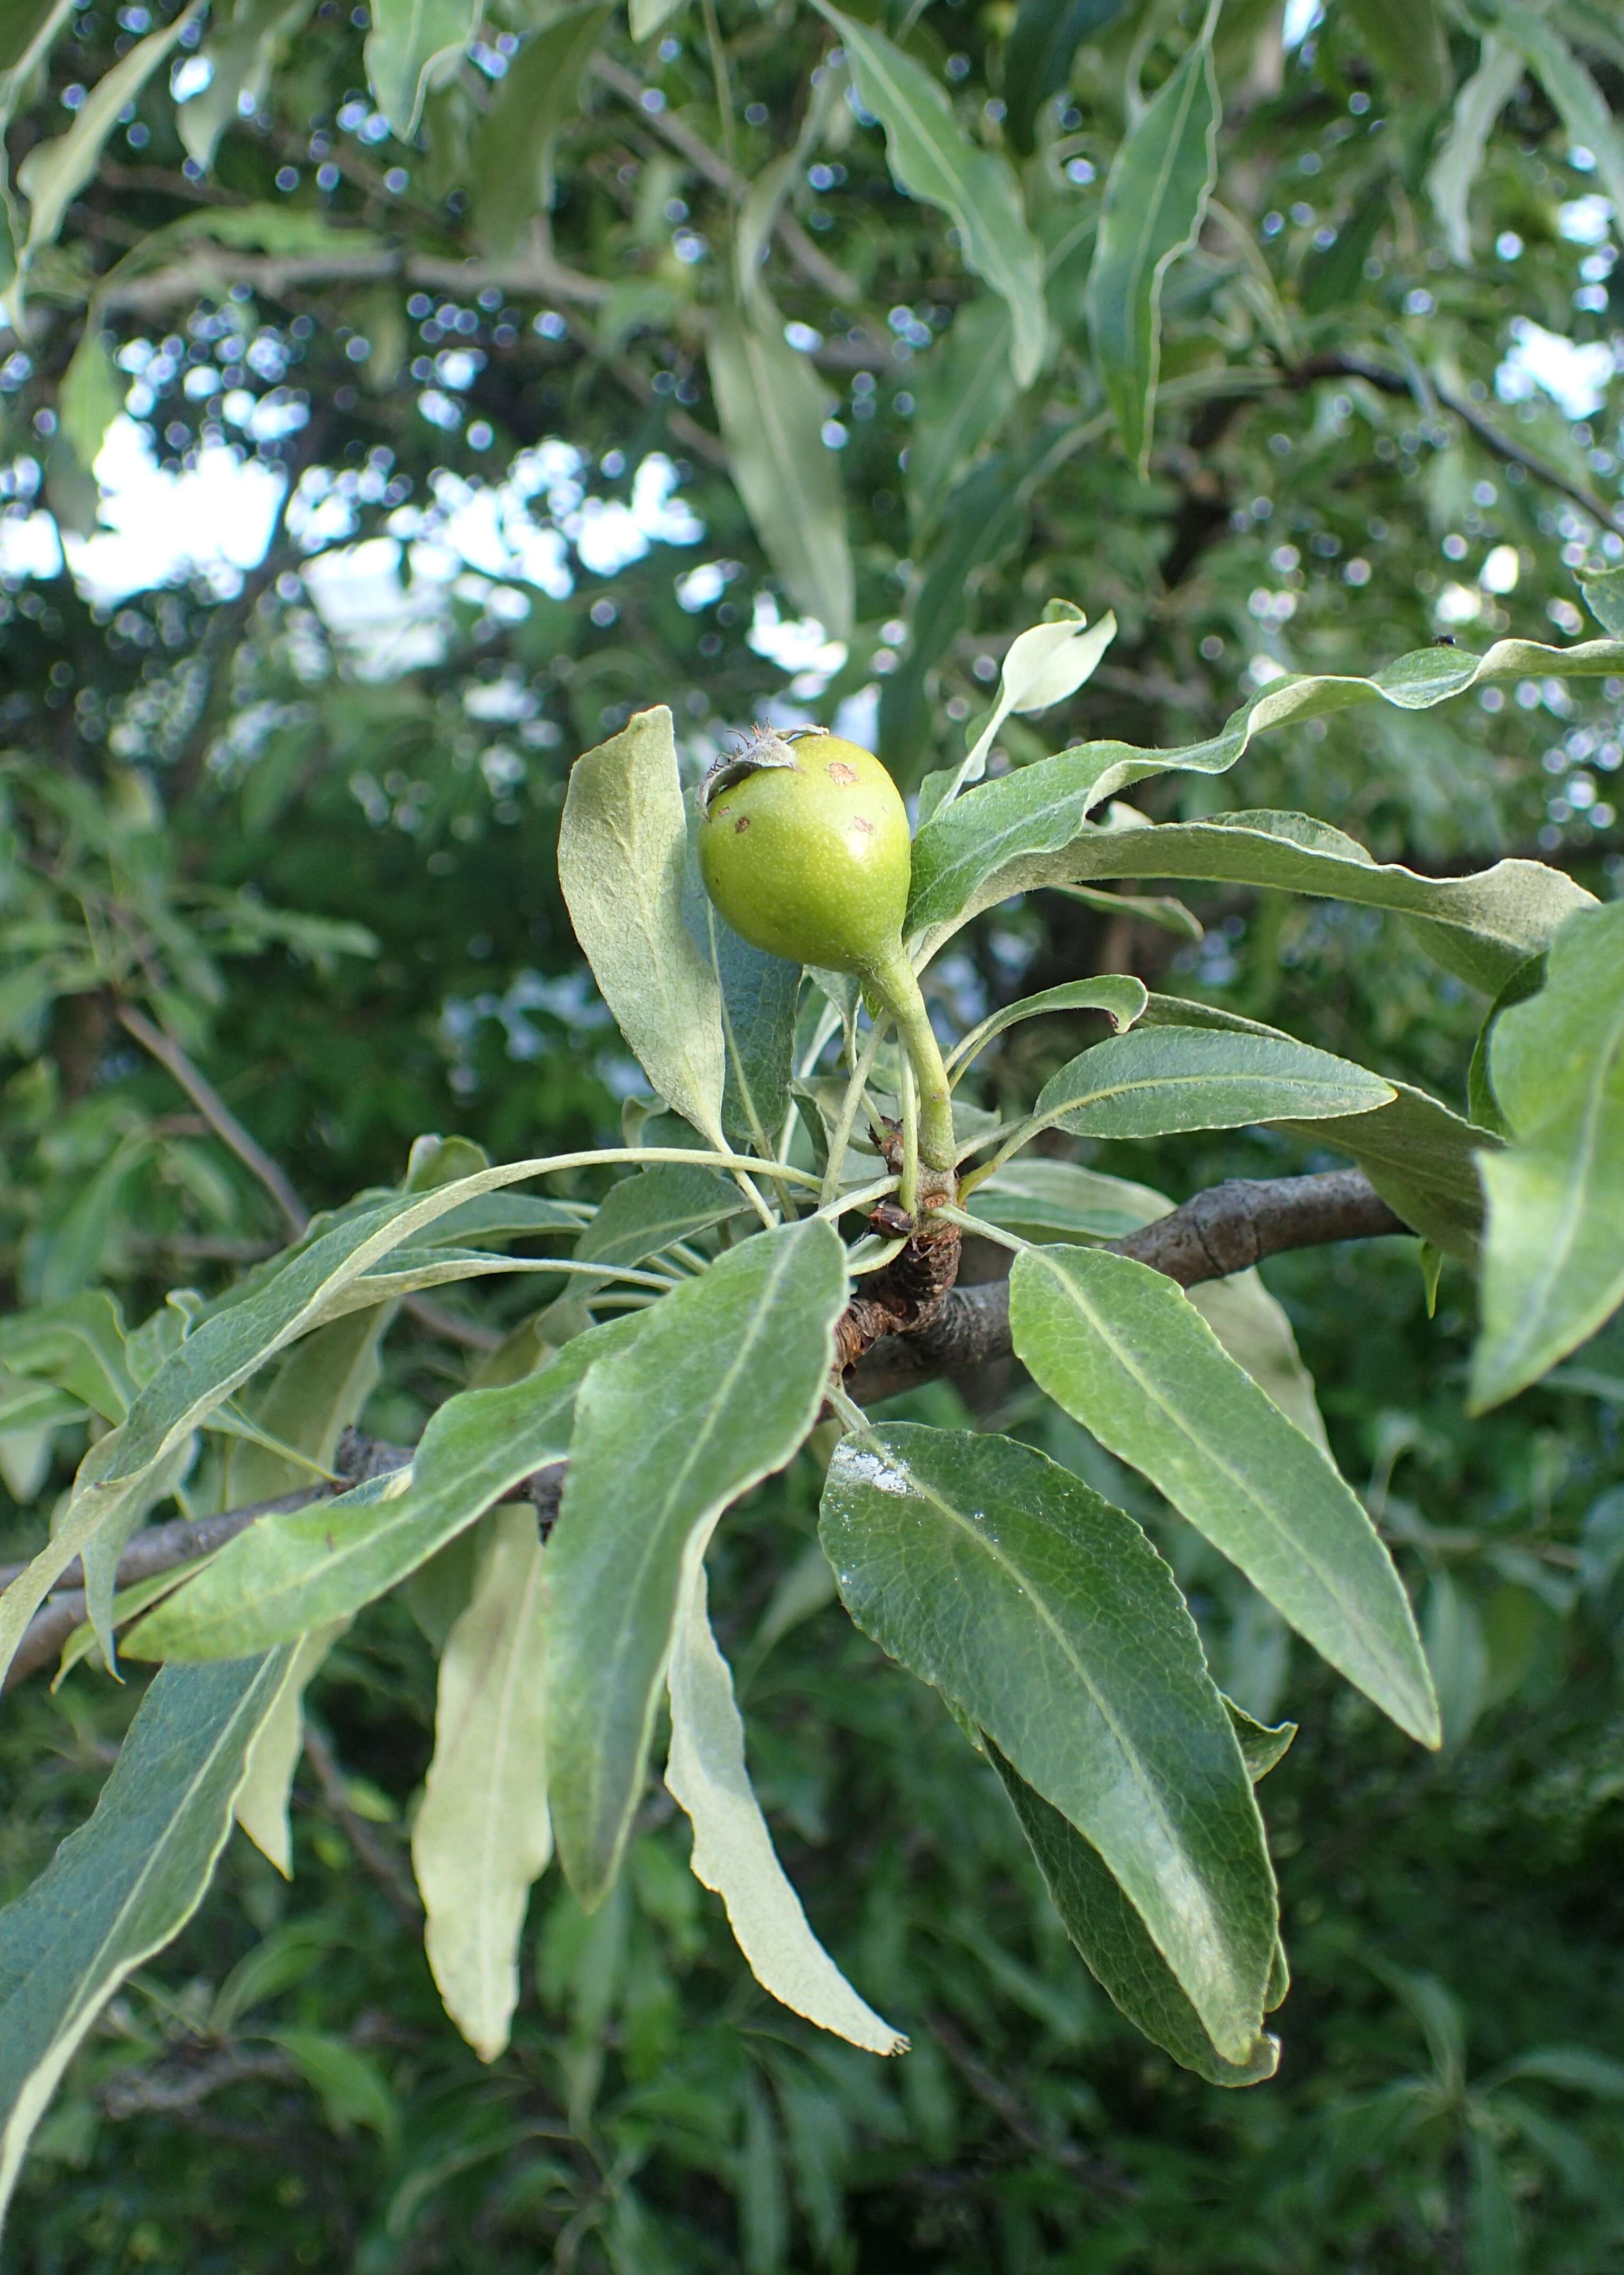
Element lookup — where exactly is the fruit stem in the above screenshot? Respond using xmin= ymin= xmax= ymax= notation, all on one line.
xmin=870 ymin=947 xmax=955 ymax=1175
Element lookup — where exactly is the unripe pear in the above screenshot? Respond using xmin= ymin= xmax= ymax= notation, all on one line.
xmin=699 ymin=726 xmax=956 ymax=1178
xmin=698 ymin=729 xmax=912 ymax=976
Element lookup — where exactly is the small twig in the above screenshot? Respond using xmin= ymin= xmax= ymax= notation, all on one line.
xmin=589 ymin=54 xmax=859 ymax=304
xmin=301 ymin=1721 xmax=423 ymax=1929
xmin=100 ymin=2048 xmax=297 ymax=2120
xmin=117 ymin=1003 xmax=309 ymax=1238
xmin=930 ymin=2012 xmax=1137 ymax=2197
xmin=1291 ymin=352 xmax=1624 ymax=537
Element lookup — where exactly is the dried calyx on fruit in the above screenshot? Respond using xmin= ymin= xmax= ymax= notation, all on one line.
xmin=698 ymin=726 xmax=954 ymax=1175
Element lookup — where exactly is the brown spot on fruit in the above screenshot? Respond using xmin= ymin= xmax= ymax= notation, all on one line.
xmin=734 ymin=814 xmax=751 ymax=832
xmin=851 ymin=815 xmax=875 ymax=835
xmin=828 ymin=760 xmax=858 ymax=785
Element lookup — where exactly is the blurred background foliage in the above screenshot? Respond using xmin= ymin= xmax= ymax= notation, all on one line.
xmin=2 ymin=0 xmax=1624 ymax=2263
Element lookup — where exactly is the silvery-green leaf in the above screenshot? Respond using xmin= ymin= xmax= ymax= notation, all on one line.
xmin=0 ymin=1653 xmax=291 ymax=2229
xmin=81 ymin=1433 xmax=196 ymax=1677
xmin=665 ymin=1554 xmax=905 ymax=2054
xmin=0 ymin=1292 xmax=132 ymax=1422
xmin=1472 ymin=902 xmax=1624 ymax=1410
xmin=906 ymin=298 xmax=1019 ymax=538
xmin=972 ymin=1158 xmax=1172 ymax=1244
xmin=234 ymin=1619 xmax=350 ymax=1876
xmin=819 ymin=1423 xmax=1276 ymax=2061
xmin=559 ymin=707 xmax=728 ymax=1147
xmin=176 ymin=0 xmax=314 ymax=170
xmin=1138 ymin=993 xmax=1493 ymax=1259
xmin=1004 ymin=1025 xmax=1392 ymax=1152
xmin=813 ymin=2 xmax=1047 ymax=385
xmin=906 ymin=635 xmax=1621 ymax=957
xmin=547 ymin=1218 xmax=847 ymax=1907
xmin=1003 ymin=0 xmax=1127 ymax=153
xmin=363 ymin=0 xmax=478 ymax=141
xmin=125 ymin=1317 xmax=641 ymax=1660
xmin=15 ymin=2 xmax=201 ymax=261
xmin=1225 ymin=1698 xmax=1297 ymax=1783
xmin=470 ymin=6 xmax=611 ymax=258
xmin=1082 ymin=0 xmax=1219 ymax=474
xmin=412 ymin=1507 xmax=552 ymax=2061
xmin=1008 ymin=1245 xmax=1439 ymax=1745
xmin=57 ymin=326 xmax=122 ymax=479
xmin=575 ymin=1166 xmax=745 ymax=1272
xmin=946 ymin=974 xmax=1146 ymax=1076
xmin=1425 ymin=35 xmax=1524 ymax=261
xmin=1423 ymin=1570 xmax=1489 ymax=1751
xmin=708 ymin=297 xmax=854 ymax=641
xmin=0 ymin=2 xmax=76 ymax=127
xmin=1486 ymin=0 xmax=1624 ymax=242
xmin=988 ymin=1739 xmax=1279 ymax=2086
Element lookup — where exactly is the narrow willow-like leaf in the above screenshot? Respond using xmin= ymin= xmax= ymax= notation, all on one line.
xmin=665 ymin=1554 xmax=905 ymax=2054
xmin=676 ymin=680 xmax=801 ymax=1139
xmin=363 ymin=0 xmax=478 ymax=140
xmin=0 ymin=1292 xmax=132 ymax=1421
xmin=575 ymin=1166 xmax=745 ymax=1272
xmin=1082 ymin=0 xmax=1219 ymax=473
xmin=1225 ymin=1698 xmax=1297 ymax=1783
xmin=1488 ymin=0 xmax=1624 ymax=242
xmin=470 ymin=7 xmax=611 ymax=257
xmin=813 ymin=3 xmax=1047 ymax=385
xmin=972 ymin=1158 xmax=1174 ymax=1242
xmin=988 ymin=1740 xmax=1279 ymax=2086
xmin=8 ymin=1143 xmax=778 ymax=1689
xmin=1472 ymin=902 xmax=1624 ymax=1411
xmin=946 ymin=974 xmax=1146 ymax=1076
xmin=1138 ymin=993 xmax=1493 ymax=1258
xmin=1003 ymin=0 xmax=1126 ymax=153
xmin=905 ymin=635 xmax=1620 ymax=955
xmin=1002 ymin=1025 xmax=1392 ymax=1152
xmin=0 ymin=1653 xmax=290 ymax=2230
xmin=1468 ymin=956 xmax=1547 ymax=1138
xmin=1426 ymin=35 xmax=1524 ymax=261
xmin=58 ymin=326 xmax=122 ymax=475
xmin=906 ymin=299 xmax=1018 ymax=537
xmin=412 ymin=1507 xmax=552 ymax=2062
xmin=558 ymin=707 xmax=728 ymax=1146
xmin=708 ymin=297 xmax=854 ymax=640
xmin=177 ymin=0 xmax=315 ymax=170
xmin=126 ymin=1318 xmax=641 ymax=1660
xmin=547 ymin=1218 xmax=848 ymax=1908
xmin=1008 ymin=1246 xmax=1439 ymax=1746
xmin=704 ymin=905 xmax=802 ymax=1155
xmin=15 ymin=1 xmax=201 ymax=259
xmin=1345 ymin=0 xmax=1451 ymax=100
xmin=820 ymin=1424 xmax=1276 ymax=2061
xmin=234 ymin=1619 xmax=349 ymax=1876
xmin=81 ymin=1434 xmax=196 ymax=1676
